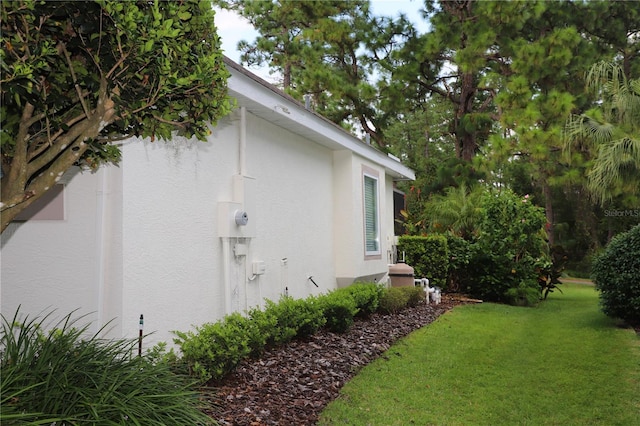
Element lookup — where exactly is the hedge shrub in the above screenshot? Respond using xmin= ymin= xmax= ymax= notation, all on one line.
xmin=378 ymin=286 xmax=425 ymax=313
xmin=465 ymin=189 xmax=549 ymax=304
xmin=403 ymin=285 xmax=427 ymax=307
xmin=318 ymin=291 xmax=359 ymax=333
xmin=344 ymin=282 xmax=384 ymax=317
xmin=592 ymin=224 xmax=640 ymax=324
xmin=262 ymin=296 xmax=326 ymax=345
xmin=173 ymin=312 xmax=260 ymax=381
xmin=445 ymin=233 xmax=472 ymax=291
xmin=397 ymin=235 xmax=449 ymax=288
xmin=175 ymin=284 xmax=385 ymax=382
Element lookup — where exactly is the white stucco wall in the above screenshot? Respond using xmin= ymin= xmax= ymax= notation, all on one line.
xmin=1 ymin=166 xmax=123 ymax=337
xmin=117 ymin=109 xmax=335 ymax=346
xmin=333 ymin=151 xmax=394 ymax=287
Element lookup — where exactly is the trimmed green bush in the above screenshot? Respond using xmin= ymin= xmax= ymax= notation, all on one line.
xmin=592 ymin=224 xmax=640 ymax=324
xmin=403 ymin=285 xmax=427 ymax=307
xmin=247 ymin=305 xmax=278 ymax=352
xmin=263 ymin=295 xmax=326 ymax=344
xmin=379 ymin=287 xmax=411 ymax=314
xmin=1 ymin=310 xmax=213 ymax=425
xmin=173 ymin=283 xmax=413 ymax=382
xmin=174 ymin=312 xmax=259 ymax=381
xmin=398 ymin=235 xmax=449 ymax=288
xmin=343 ymin=282 xmax=384 ymax=317
xmin=318 ymin=291 xmax=359 ymax=333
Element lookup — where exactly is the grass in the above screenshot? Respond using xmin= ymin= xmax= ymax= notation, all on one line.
xmin=319 ymin=284 xmax=640 ymax=425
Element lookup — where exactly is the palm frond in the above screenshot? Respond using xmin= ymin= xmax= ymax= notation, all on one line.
xmin=587 ymin=137 xmax=640 ymax=204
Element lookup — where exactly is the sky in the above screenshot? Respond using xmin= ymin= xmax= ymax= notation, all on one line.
xmin=213 ymin=0 xmax=429 ymax=82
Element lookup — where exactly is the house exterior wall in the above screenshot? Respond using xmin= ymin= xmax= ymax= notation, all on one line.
xmin=333 ymin=151 xmax=396 ymax=287
xmin=1 ymin=59 xmax=414 ymax=348
xmin=1 ymin=166 xmax=123 ymax=337
xmin=117 ymin=109 xmax=335 ymax=346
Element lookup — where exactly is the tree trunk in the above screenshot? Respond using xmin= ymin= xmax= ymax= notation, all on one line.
xmin=542 ymin=182 xmax=555 ymax=246
xmin=457 ymin=72 xmax=479 ymax=162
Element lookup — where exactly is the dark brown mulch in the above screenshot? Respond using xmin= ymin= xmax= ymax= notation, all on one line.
xmin=203 ymin=295 xmax=463 ymax=425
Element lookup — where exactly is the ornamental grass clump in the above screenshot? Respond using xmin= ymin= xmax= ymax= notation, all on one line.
xmin=1 ymin=309 xmax=213 ymax=425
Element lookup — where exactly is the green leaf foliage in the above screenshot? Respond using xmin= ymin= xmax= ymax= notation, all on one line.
xmin=378 ymin=286 xmax=425 ymax=315
xmin=397 ymin=235 xmax=449 ymax=289
xmin=342 ymin=282 xmax=385 ymax=318
xmin=1 ymin=0 xmax=232 ymax=231
xmin=173 ymin=312 xmax=262 ymax=382
xmin=445 ymin=233 xmax=472 ymax=292
xmin=592 ymin=224 xmax=640 ymax=325
xmin=465 ymin=189 xmax=550 ymax=303
xmin=318 ymin=291 xmax=359 ymax=334
xmin=172 ymin=283 xmax=387 ymax=381
xmin=1 ymin=309 xmax=213 ymax=425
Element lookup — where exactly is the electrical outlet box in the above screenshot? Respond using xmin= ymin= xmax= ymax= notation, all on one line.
xmin=252 ymin=261 xmax=266 ymax=275
xmin=234 ymin=243 xmax=248 ymax=257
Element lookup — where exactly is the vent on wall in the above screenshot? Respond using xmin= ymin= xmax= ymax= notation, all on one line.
xmin=14 ymin=184 xmax=65 ymax=221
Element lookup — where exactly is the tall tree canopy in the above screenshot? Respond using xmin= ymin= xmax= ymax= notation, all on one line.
xmin=0 ymin=0 xmax=232 ymax=232
xmin=565 ymin=61 xmax=640 ymax=205
xmin=215 ymin=0 xmax=413 ymax=147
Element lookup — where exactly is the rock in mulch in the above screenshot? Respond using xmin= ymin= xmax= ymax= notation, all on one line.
xmin=203 ymin=296 xmax=461 ymax=425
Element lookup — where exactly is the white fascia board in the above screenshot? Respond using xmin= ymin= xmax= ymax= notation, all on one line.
xmin=224 ymin=59 xmax=415 ymax=181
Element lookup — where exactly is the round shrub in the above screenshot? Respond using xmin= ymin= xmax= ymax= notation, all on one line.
xmin=344 ymin=283 xmax=384 ymax=317
xmin=592 ymin=224 xmax=640 ymax=325
xmin=378 ymin=287 xmax=411 ymax=314
xmin=318 ymin=292 xmax=359 ymax=333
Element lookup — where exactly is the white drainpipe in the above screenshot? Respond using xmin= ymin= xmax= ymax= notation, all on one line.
xmin=239 ymin=107 xmax=247 ymax=177
xmin=222 ymin=237 xmax=232 ymax=314
xmin=222 ymin=107 xmax=249 ymax=315
xmin=95 ymin=167 xmax=108 ymax=333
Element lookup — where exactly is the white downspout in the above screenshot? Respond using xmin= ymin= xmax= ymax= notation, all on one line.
xmin=95 ymin=167 xmax=108 ymax=333
xmin=239 ymin=107 xmax=247 ymax=178
xmin=222 ymin=237 xmax=232 ymax=315
xmin=239 ymin=107 xmax=250 ymax=312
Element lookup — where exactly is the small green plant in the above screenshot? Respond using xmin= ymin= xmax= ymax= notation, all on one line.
xmin=344 ymin=282 xmax=384 ymax=317
xmin=402 ymin=285 xmax=427 ymax=307
xmin=173 ymin=312 xmax=259 ymax=382
xmin=318 ymin=291 xmax=359 ymax=333
xmin=398 ymin=235 xmax=450 ymax=288
xmin=505 ymin=280 xmax=541 ymax=307
xmin=592 ymin=224 xmax=640 ymax=325
xmin=263 ymin=295 xmax=326 ymax=345
xmin=247 ymin=305 xmax=279 ymax=352
xmin=379 ymin=287 xmax=412 ymax=314
xmin=537 ymin=245 xmax=568 ymax=300
xmin=1 ymin=309 xmax=213 ymax=425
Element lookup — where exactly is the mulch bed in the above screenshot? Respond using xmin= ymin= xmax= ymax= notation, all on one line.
xmin=202 ymin=295 xmax=465 ymax=425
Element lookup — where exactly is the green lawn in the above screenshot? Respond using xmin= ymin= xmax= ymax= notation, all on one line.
xmin=319 ymin=284 xmax=640 ymax=425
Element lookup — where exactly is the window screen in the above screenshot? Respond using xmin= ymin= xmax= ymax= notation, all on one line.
xmin=363 ymin=174 xmax=380 ymax=255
